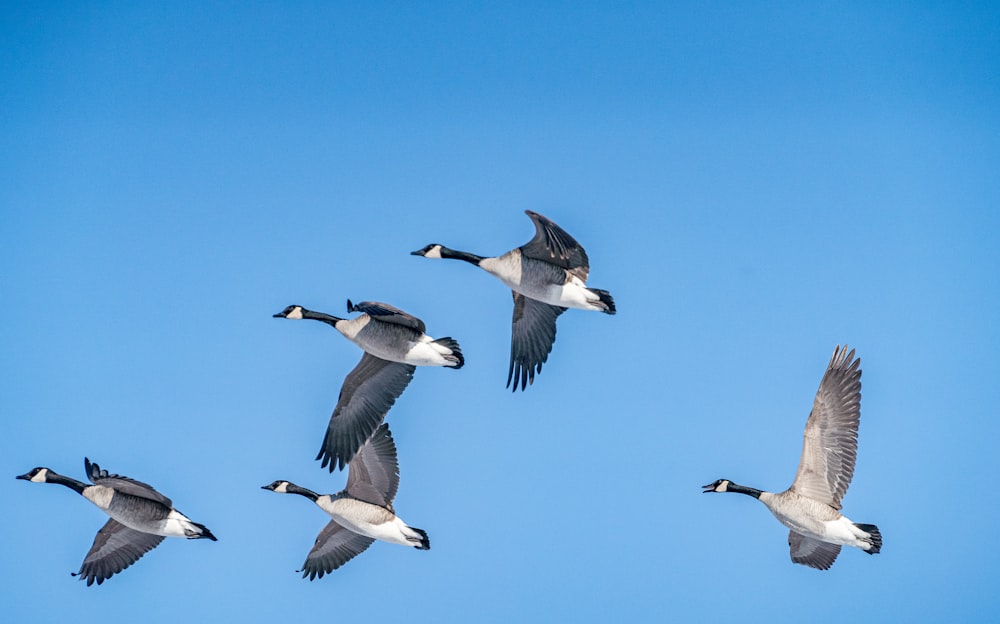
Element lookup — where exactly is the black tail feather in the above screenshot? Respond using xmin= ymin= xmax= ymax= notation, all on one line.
xmin=433 ymin=337 xmax=464 ymax=369
xmin=192 ymin=522 xmax=218 ymax=541
xmin=855 ymin=523 xmax=881 ymax=554
xmin=410 ymin=527 xmax=430 ymax=550
xmin=590 ymin=288 xmax=616 ymax=315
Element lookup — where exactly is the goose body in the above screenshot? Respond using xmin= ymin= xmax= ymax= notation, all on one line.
xmin=263 ymin=423 xmax=428 ymax=580
xmin=275 ymin=299 xmax=463 ymax=470
xmin=703 ymin=346 xmax=881 ymax=570
xmin=316 ymin=495 xmax=426 ymax=547
xmin=413 ymin=210 xmax=615 ymax=390
xmin=276 ymin=300 xmax=463 ymax=368
xmin=17 ymin=458 xmax=216 ymax=586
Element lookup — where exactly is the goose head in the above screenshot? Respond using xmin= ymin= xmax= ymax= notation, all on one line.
xmin=273 ymin=305 xmax=305 ymax=320
xmin=261 ymin=480 xmax=292 ymax=493
xmin=16 ymin=467 xmax=53 ymax=483
xmin=702 ymin=479 xmax=732 ymax=493
xmin=411 ymin=244 xmax=444 ymax=259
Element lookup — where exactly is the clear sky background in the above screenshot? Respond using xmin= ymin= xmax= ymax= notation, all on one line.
xmin=2 ymin=3 xmax=998 ymax=622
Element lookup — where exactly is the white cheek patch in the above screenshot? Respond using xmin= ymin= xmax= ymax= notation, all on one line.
xmin=717 ymin=481 xmax=729 ymax=493
xmin=424 ymin=245 xmax=443 ymax=259
xmin=30 ymin=469 xmax=50 ymax=483
xmin=273 ymin=482 xmax=289 ymax=493
xmin=286 ymin=307 xmax=304 ymax=320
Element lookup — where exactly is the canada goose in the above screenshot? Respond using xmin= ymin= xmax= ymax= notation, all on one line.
xmin=262 ymin=423 xmax=428 ymax=579
xmin=16 ymin=458 xmax=217 ymax=586
xmin=412 ymin=210 xmax=615 ymax=391
xmin=703 ymin=346 xmax=881 ymax=570
xmin=274 ymin=299 xmax=463 ymax=471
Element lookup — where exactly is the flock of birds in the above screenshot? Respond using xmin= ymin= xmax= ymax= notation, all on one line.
xmin=17 ymin=210 xmax=881 ymax=586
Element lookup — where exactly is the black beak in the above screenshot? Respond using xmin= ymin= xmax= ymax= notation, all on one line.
xmin=410 ymin=249 xmax=423 ymax=256
xmin=272 ymin=312 xmax=284 ymax=318
xmin=261 ymin=484 xmax=275 ymax=490
xmin=701 ymin=483 xmax=716 ymax=493
xmin=15 ymin=473 xmax=30 ymax=480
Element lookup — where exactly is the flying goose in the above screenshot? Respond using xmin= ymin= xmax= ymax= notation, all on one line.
xmin=274 ymin=299 xmax=463 ymax=471
xmin=703 ymin=345 xmax=881 ymax=570
xmin=412 ymin=210 xmax=615 ymax=391
xmin=17 ymin=458 xmax=217 ymax=585
xmin=262 ymin=423 xmax=428 ymax=579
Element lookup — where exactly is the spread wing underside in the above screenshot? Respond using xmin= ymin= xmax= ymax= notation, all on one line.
xmin=788 ymin=530 xmax=842 ymax=570
xmin=74 ymin=518 xmax=165 ymax=586
xmin=317 ymin=354 xmax=415 ymax=471
xmin=791 ymin=346 xmax=862 ymax=508
xmin=507 ymin=292 xmax=566 ymax=391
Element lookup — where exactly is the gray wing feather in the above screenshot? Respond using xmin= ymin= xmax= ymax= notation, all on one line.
xmin=85 ymin=458 xmax=173 ymax=507
xmin=317 ymin=353 xmax=415 ymax=471
xmin=299 ymin=521 xmax=375 ymax=580
xmin=345 ymin=423 xmax=400 ymax=507
xmin=788 ymin=530 xmax=842 ymax=570
xmin=519 ymin=210 xmax=590 ymax=281
xmin=791 ymin=346 xmax=863 ymax=508
xmin=348 ymin=300 xmax=426 ymax=333
xmin=507 ymin=293 xmax=566 ymax=391
xmin=74 ymin=518 xmax=164 ymax=586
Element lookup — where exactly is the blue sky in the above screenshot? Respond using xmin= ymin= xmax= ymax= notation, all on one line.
xmin=2 ymin=2 xmax=998 ymax=622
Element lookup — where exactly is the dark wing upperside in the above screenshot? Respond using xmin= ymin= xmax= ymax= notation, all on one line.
xmin=519 ymin=210 xmax=590 ymax=281
xmin=85 ymin=459 xmax=173 ymax=507
xmin=299 ymin=521 xmax=375 ymax=580
xmin=788 ymin=530 xmax=842 ymax=570
xmin=790 ymin=346 xmax=863 ymax=508
xmin=345 ymin=423 xmax=400 ymax=507
xmin=347 ymin=300 xmax=426 ymax=333
xmin=507 ymin=292 xmax=566 ymax=391
xmin=317 ymin=353 xmax=415 ymax=471
xmin=73 ymin=518 xmax=165 ymax=586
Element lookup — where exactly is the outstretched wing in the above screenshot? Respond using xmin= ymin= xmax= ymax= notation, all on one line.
xmin=73 ymin=519 xmax=164 ymax=586
xmin=317 ymin=354 xmax=415 ymax=471
xmin=347 ymin=300 xmax=426 ymax=333
xmin=519 ymin=210 xmax=590 ymax=281
xmin=299 ymin=521 xmax=375 ymax=580
xmin=788 ymin=530 xmax=842 ymax=570
xmin=507 ymin=292 xmax=566 ymax=391
xmin=84 ymin=458 xmax=173 ymax=507
xmin=791 ymin=346 xmax=863 ymax=508
xmin=346 ymin=423 xmax=400 ymax=507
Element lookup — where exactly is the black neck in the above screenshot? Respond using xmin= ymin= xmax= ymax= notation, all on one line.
xmin=727 ymin=482 xmax=763 ymax=499
xmin=47 ymin=472 xmax=88 ymax=495
xmin=440 ymin=246 xmax=485 ymax=265
xmin=301 ymin=309 xmax=343 ymax=327
xmin=286 ymin=483 xmax=319 ymax=502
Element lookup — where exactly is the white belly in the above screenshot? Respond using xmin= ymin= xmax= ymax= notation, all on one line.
xmin=491 ymin=268 xmax=602 ymax=311
xmin=815 ymin=516 xmax=871 ymax=548
xmin=320 ymin=497 xmax=420 ymax=547
xmin=332 ymin=514 xmax=415 ymax=547
xmin=106 ymin=508 xmax=197 ymax=538
xmin=353 ymin=335 xmax=453 ymax=366
xmin=765 ymin=494 xmax=869 ymax=549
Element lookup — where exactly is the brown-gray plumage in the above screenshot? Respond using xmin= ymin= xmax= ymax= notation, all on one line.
xmin=262 ymin=423 xmax=427 ymax=580
xmin=17 ymin=458 xmax=216 ymax=586
xmin=412 ymin=210 xmax=615 ymax=391
xmin=703 ymin=346 xmax=881 ymax=570
xmin=274 ymin=300 xmax=462 ymax=470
